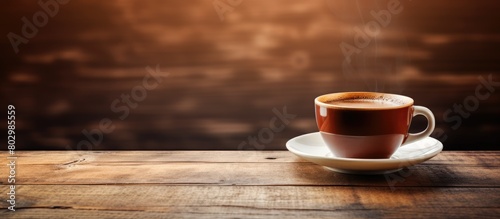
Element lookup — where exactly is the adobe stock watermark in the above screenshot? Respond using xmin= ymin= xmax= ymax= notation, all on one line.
xmin=6 ymin=105 xmax=17 ymax=212
xmin=339 ymin=0 xmax=411 ymax=81
xmin=436 ymin=74 xmax=500 ymax=140
xmin=384 ymin=139 xmax=437 ymax=191
xmin=238 ymin=106 xmax=296 ymax=150
xmin=213 ymin=0 xmax=243 ymax=21
xmin=339 ymin=0 xmax=405 ymax=65
xmin=65 ymin=65 xmax=167 ymax=151
xmin=7 ymin=0 xmax=71 ymax=54
xmin=385 ymin=74 xmax=500 ymax=190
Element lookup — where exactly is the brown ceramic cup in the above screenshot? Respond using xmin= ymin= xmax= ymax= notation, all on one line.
xmin=315 ymin=92 xmax=435 ymax=159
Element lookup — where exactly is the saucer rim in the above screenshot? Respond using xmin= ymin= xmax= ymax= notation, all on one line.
xmin=286 ymin=132 xmax=443 ymax=163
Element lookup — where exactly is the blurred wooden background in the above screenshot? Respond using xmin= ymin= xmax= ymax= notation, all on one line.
xmin=0 ymin=0 xmax=499 ymax=150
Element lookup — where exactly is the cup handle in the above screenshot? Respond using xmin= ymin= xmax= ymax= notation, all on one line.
xmin=403 ymin=106 xmax=435 ymax=146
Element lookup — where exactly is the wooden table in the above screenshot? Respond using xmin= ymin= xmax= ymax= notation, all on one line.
xmin=1 ymin=151 xmax=499 ymax=218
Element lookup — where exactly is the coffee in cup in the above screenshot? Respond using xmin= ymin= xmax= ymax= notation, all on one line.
xmin=315 ymin=92 xmax=435 ymax=159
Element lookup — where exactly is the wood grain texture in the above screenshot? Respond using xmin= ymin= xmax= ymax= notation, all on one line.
xmin=0 ymin=186 xmax=499 ymax=219
xmin=0 ymin=151 xmax=498 ymax=218
xmin=0 ymin=151 xmax=498 ymax=187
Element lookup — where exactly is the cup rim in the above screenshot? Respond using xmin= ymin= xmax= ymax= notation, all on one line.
xmin=315 ymin=92 xmax=414 ymax=110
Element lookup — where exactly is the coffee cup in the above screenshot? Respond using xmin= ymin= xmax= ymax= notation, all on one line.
xmin=314 ymin=92 xmax=435 ymax=159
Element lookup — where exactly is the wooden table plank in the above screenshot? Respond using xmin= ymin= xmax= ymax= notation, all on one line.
xmin=4 ymin=151 xmax=499 ymax=165
xmin=2 ymin=151 xmax=303 ymax=164
xmin=3 ymin=207 xmax=499 ymax=219
xmin=1 ymin=185 xmax=499 ymax=219
xmin=0 ymin=151 xmax=498 ymax=218
xmin=1 ymin=152 xmax=498 ymax=187
xmin=2 ymin=162 xmax=498 ymax=187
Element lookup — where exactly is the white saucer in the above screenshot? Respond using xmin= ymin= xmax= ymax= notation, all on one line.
xmin=286 ymin=132 xmax=443 ymax=175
